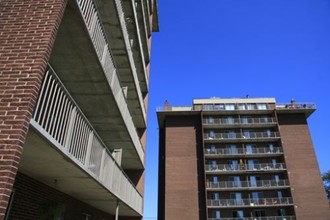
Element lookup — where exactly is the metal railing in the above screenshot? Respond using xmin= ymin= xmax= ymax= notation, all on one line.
xmin=207 ymin=197 xmax=293 ymax=207
xmin=31 ymin=68 xmax=142 ymax=214
xmin=204 ymin=147 xmax=283 ymax=156
xmin=205 ymin=163 xmax=286 ymax=172
xmin=206 ymin=179 xmax=290 ymax=189
xmin=76 ymin=0 xmax=145 ymax=165
xmin=276 ymin=103 xmax=315 ymax=110
xmin=203 ymin=118 xmax=276 ymax=126
xmin=204 ymin=132 xmax=280 ymax=140
xmin=208 ymin=216 xmax=295 ymax=220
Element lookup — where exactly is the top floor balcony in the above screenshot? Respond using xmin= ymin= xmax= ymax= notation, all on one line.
xmin=276 ymin=102 xmax=315 ymax=117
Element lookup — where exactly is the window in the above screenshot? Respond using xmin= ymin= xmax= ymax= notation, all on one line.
xmin=247 ymin=104 xmax=255 ymax=110
xmin=267 ymin=144 xmax=274 ymax=152
xmin=208 ymin=130 xmax=215 ymax=139
xmin=255 ymin=210 xmax=266 ymax=217
xmin=238 ymin=104 xmax=246 ymax=110
xmin=203 ymin=104 xmax=213 ymax=110
xmin=225 ymin=104 xmax=235 ymax=110
xmin=212 ymin=176 xmax=218 ymax=184
xmin=245 ymin=144 xmax=255 ymax=154
xmin=214 ymin=104 xmax=224 ymax=110
xmin=226 ymin=144 xmax=237 ymax=154
xmin=278 ymin=208 xmax=286 ymax=216
xmin=215 ymin=210 xmax=221 ymax=219
xmin=208 ymin=117 xmax=214 ymax=124
xmin=257 ymin=103 xmax=267 ymax=110
xmin=241 ymin=116 xmax=250 ymax=124
xmin=210 ymin=160 xmax=217 ymax=170
xmin=225 ymin=130 xmax=236 ymax=139
xmin=212 ymin=192 xmax=220 ymax=200
xmin=232 ymin=210 xmax=244 ymax=218
xmin=228 ymin=160 xmax=238 ymax=170
xmin=226 ymin=116 xmax=235 ymax=124
xmin=247 ymin=159 xmax=259 ymax=170
xmin=277 ymin=191 xmax=283 ymax=199
xmin=230 ymin=193 xmax=242 ymax=205
xmin=251 ymin=192 xmax=264 ymax=203
xmin=249 ymin=176 xmax=257 ymax=187
xmin=229 ymin=176 xmax=241 ymax=187
xmin=210 ymin=145 xmax=216 ymax=153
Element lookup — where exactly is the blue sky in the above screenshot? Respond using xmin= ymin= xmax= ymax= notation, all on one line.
xmin=144 ymin=0 xmax=330 ymax=219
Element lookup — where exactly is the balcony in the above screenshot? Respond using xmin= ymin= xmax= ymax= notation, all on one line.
xmin=24 ymin=67 xmax=142 ymax=216
xmin=49 ymin=0 xmax=144 ymax=169
xmin=207 ymin=197 xmax=293 ymax=208
xmin=276 ymin=103 xmax=316 ymax=118
xmin=208 ymin=216 xmax=295 ymax=220
xmin=206 ymin=179 xmax=290 ymax=190
xmin=92 ymin=0 xmax=148 ymax=126
xmin=205 ymin=163 xmax=286 ymax=174
xmin=204 ymin=147 xmax=283 ymax=158
xmin=204 ymin=132 xmax=280 ymax=143
xmin=203 ymin=118 xmax=277 ymax=128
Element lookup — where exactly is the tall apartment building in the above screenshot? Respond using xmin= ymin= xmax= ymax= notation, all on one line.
xmin=157 ymin=98 xmax=330 ymax=220
xmin=0 ymin=0 xmax=158 ymax=219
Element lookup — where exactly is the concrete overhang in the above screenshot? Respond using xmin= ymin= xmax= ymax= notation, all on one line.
xmin=152 ymin=0 xmax=159 ymax=32
xmin=19 ymin=129 xmax=141 ymax=217
xmin=95 ymin=0 xmax=147 ymax=128
xmin=49 ymin=1 xmax=143 ymax=169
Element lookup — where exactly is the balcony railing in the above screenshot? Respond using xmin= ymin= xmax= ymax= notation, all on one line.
xmin=206 ymin=179 xmax=290 ymax=189
xmin=207 ymin=197 xmax=293 ymax=207
xmin=208 ymin=216 xmax=295 ymax=220
xmin=75 ymin=0 xmax=145 ymax=164
xmin=205 ymin=147 xmax=283 ymax=156
xmin=31 ymin=68 xmax=142 ymax=214
xmin=276 ymin=103 xmax=315 ymax=110
xmin=203 ymin=118 xmax=277 ymax=126
xmin=205 ymin=163 xmax=286 ymax=172
xmin=204 ymin=132 xmax=280 ymax=140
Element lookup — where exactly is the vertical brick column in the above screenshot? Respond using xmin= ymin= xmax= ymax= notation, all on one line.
xmin=0 ymin=0 xmax=67 ymax=218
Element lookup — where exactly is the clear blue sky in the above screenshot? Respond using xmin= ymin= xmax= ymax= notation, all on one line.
xmin=144 ymin=0 xmax=330 ymax=219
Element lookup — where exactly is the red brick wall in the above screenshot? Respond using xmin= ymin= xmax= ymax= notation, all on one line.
xmin=278 ymin=113 xmax=330 ymax=219
xmin=159 ymin=115 xmax=206 ymax=220
xmin=0 ymin=0 xmax=67 ymax=218
xmin=7 ymin=172 xmax=113 ymax=220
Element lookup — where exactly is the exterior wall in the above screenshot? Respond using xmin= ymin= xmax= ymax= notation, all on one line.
xmin=0 ymin=0 xmax=67 ymax=218
xmin=158 ymin=115 xmax=206 ymax=220
xmin=277 ymin=113 xmax=330 ymax=220
xmin=7 ymin=172 xmax=113 ymax=220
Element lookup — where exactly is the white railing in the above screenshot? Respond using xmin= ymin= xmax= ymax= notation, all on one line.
xmin=205 ymin=163 xmax=286 ymax=172
xmin=75 ymin=0 xmax=145 ymax=165
xmin=206 ymin=179 xmax=290 ymax=189
xmin=204 ymin=132 xmax=280 ymax=140
xmin=203 ymin=117 xmax=277 ymax=125
xmin=276 ymin=103 xmax=315 ymax=110
xmin=31 ymin=68 xmax=142 ymax=214
xmin=204 ymin=147 xmax=283 ymax=156
xmin=207 ymin=197 xmax=293 ymax=207
xmin=208 ymin=216 xmax=295 ymax=220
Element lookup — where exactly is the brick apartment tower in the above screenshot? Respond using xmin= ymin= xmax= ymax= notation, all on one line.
xmin=157 ymin=98 xmax=330 ymax=220
xmin=0 ymin=0 xmax=158 ymax=219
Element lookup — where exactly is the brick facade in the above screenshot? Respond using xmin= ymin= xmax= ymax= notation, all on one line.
xmin=278 ymin=113 xmax=330 ymax=220
xmin=158 ymin=115 xmax=206 ymax=220
xmin=7 ymin=172 xmax=113 ymax=220
xmin=0 ymin=0 xmax=67 ymax=218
